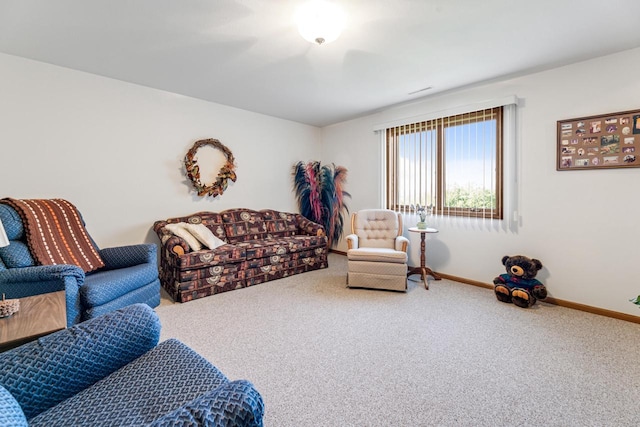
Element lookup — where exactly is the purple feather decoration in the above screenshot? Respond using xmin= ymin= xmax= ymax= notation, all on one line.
xmin=292 ymin=161 xmax=350 ymax=248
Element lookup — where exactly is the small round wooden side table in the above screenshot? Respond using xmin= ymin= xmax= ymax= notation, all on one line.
xmin=407 ymin=227 xmax=441 ymax=290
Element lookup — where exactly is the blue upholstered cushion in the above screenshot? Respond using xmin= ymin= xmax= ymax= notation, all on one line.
xmin=82 ymin=263 xmax=158 ymax=307
xmin=0 ymin=385 xmax=28 ymax=427
xmin=83 ymin=279 xmax=160 ymax=321
xmin=0 ymin=242 xmax=35 ymax=268
xmin=0 ymin=303 xmax=161 ymax=419
xmin=28 ymin=339 xmax=237 ymax=426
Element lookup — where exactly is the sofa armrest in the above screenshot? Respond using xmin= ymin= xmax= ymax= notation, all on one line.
xmin=154 ymin=220 xmax=191 ymax=256
xmin=0 ymin=264 xmax=84 ymax=288
xmin=346 ymin=234 xmax=358 ymax=250
xmin=295 ymin=214 xmax=326 ymax=237
xmin=0 ymin=303 xmax=161 ymax=420
xmin=149 ymin=380 xmax=265 ymax=427
xmin=0 ymin=265 xmax=85 ymax=326
xmin=395 ymin=236 xmax=409 ymax=253
xmin=99 ymin=243 xmax=158 ymax=270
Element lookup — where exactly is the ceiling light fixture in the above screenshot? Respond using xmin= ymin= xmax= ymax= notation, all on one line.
xmin=295 ymin=1 xmax=346 ymax=46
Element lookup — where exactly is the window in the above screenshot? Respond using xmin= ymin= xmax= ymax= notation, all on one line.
xmin=386 ymin=107 xmax=503 ymax=219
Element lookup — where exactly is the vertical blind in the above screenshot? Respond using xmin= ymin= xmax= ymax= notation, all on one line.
xmin=385 ymin=107 xmax=504 ymax=221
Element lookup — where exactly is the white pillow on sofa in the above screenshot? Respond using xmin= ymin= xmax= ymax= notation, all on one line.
xmin=164 ymin=223 xmax=202 ymax=251
xmin=184 ymin=223 xmax=226 ymax=249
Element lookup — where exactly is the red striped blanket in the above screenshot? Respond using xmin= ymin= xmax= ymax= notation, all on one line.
xmin=1 ymin=198 xmax=105 ymax=273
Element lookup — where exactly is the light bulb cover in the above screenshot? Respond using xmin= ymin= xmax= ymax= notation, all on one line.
xmin=295 ymin=1 xmax=345 ymax=45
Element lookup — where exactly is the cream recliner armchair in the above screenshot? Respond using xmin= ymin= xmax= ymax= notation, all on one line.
xmin=346 ymin=209 xmax=409 ymax=292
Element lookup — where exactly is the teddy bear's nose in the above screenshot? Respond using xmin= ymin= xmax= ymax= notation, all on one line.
xmin=511 ymin=266 xmax=524 ymax=276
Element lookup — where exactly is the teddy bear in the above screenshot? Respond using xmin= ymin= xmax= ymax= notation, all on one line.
xmin=493 ymin=255 xmax=547 ymax=308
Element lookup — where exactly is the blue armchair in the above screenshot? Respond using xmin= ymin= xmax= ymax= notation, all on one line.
xmin=0 ymin=303 xmax=264 ymax=426
xmin=0 ymin=203 xmax=160 ymax=326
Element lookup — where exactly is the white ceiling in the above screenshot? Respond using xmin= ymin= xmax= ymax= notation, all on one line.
xmin=1 ymin=0 xmax=639 ymax=127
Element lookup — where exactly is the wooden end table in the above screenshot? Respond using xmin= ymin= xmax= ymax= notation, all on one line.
xmin=407 ymin=227 xmax=441 ymax=289
xmin=0 ymin=291 xmax=66 ymax=352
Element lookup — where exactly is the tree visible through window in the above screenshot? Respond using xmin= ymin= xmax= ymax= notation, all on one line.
xmin=386 ymin=107 xmax=503 ymax=219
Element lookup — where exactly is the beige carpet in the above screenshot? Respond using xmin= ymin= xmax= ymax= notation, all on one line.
xmin=156 ymin=253 xmax=640 ymax=426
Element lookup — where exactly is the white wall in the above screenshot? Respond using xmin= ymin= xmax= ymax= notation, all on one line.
xmin=0 ymin=53 xmax=321 ymax=248
xmin=2 ymin=48 xmax=639 ymax=317
xmin=322 ymin=47 xmax=640 ymax=316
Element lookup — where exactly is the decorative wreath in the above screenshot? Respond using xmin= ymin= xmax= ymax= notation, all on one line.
xmin=184 ymin=138 xmax=237 ymax=197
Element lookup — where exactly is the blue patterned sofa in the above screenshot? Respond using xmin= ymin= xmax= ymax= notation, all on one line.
xmin=0 ymin=203 xmax=160 ymax=326
xmin=0 ymin=303 xmax=264 ymax=426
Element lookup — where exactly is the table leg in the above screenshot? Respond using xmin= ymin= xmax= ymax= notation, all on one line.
xmin=407 ymin=265 xmax=429 ymax=289
xmin=407 ymin=232 xmax=441 ymax=289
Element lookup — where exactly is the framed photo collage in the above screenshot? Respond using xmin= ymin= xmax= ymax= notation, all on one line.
xmin=557 ymin=109 xmax=640 ymax=170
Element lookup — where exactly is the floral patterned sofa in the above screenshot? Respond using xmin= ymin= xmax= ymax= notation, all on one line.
xmin=153 ymin=209 xmax=328 ymax=302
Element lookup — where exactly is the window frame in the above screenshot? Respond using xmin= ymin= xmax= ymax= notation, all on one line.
xmin=386 ymin=107 xmax=504 ymax=219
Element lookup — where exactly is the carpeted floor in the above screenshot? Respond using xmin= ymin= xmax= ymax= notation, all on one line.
xmin=156 ymin=253 xmax=640 ymax=426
